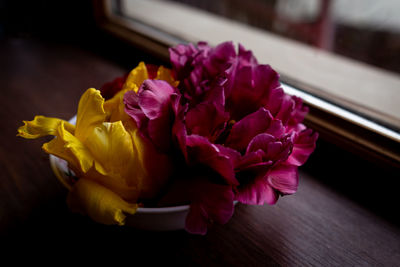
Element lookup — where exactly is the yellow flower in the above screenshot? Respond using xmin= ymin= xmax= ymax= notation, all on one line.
xmin=17 ymin=62 xmax=176 ymax=225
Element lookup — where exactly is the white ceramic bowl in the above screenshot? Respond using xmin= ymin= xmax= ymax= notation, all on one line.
xmin=49 ymin=116 xmax=189 ymax=231
xmin=49 ymin=154 xmax=190 ymax=231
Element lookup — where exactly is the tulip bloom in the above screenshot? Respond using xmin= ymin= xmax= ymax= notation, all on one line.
xmin=18 ymin=62 xmax=174 ymax=225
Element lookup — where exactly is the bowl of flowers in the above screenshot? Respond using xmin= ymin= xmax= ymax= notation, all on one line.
xmin=17 ymin=41 xmax=318 ymax=235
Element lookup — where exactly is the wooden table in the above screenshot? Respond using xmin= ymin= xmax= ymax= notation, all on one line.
xmin=1 ymin=37 xmax=399 ymax=265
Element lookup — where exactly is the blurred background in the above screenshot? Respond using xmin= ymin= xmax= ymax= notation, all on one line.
xmin=2 ymin=0 xmax=399 ymax=73
xmin=167 ymin=0 xmax=400 ymax=74
xmin=0 ymin=0 xmax=160 ymax=69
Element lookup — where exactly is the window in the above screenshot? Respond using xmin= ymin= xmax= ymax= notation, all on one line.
xmin=94 ymin=0 xmax=400 ymax=166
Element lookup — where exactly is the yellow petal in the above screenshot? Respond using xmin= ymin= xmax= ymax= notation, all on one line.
xmin=84 ymin=121 xmax=145 ymax=201
xmin=43 ymin=121 xmax=100 ymax=175
xmin=156 ymin=66 xmax=179 ymax=87
xmin=122 ymin=62 xmax=148 ymax=92
xmin=104 ymin=87 xmax=137 ymax=124
xmin=85 ymin=121 xmax=133 ymax=174
xmin=67 ymin=179 xmax=137 ymax=225
xmin=75 ymin=88 xmax=107 ymax=143
xmin=17 ymin=115 xmax=75 ymax=139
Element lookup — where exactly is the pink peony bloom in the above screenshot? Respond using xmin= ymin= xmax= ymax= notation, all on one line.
xmin=125 ymin=41 xmax=318 ymax=234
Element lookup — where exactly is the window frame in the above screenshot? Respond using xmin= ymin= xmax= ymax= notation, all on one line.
xmin=93 ymin=0 xmax=400 ymax=167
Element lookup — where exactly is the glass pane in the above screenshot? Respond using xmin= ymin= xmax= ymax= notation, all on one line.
xmin=166 ymin=0 xmax=400 ymax=75
xmin=114 ymin=0 xmax=400 ymax=135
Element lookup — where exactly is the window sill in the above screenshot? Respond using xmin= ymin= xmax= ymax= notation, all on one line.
xmin=94 ymin=0 xmax=400 ymax=167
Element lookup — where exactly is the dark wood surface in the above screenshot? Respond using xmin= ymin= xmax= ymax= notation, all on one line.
xmin=1 ymin=37 xmax=399 ymax=265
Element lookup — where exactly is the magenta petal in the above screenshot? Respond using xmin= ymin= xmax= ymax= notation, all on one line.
xmin=203 ymin=41 xmax=236 ymax=77
xmin=287 ymin=129 xmax=318 ymax=166
xmin=225 ymin=108 xmax=276 ymax=151
xmin=185 ymin=203 xmax=208 ymax=235
xmin=185 ymin=182 xmax=234 ymax=235
xmin=215 ymin=144 xmax=241 ymax=166
xmin=124 ymin=90 xmax=146 ymax=128
xmin=133 ymin=80 xmax=178 ymax=151
xmin=238 ymin=43 xmax=258 ymax=66
xmin=138 ymin=80 xmax=176 ymax=119
xmin=265 ymin=87 xmax=284 ymax=116
xmin=202 ymin=85 xmax=226 ymax=107
xmin=186 ymin=135 xmax=238 ymax=185
xmin=266 ymin=135 xmax=293 ymax=163
xmin=246 ymin=133 xmax=276 ymax=154
xmin=186 ymin=100 xmax=229 ymax=141
xmin=236 ymin=150 xmax=273 ymax=173
xmin=246 ymin=133 xmax=292 ymax=165
xmin=172 ymin=104 xmax=188 ymax=159
xmin=288 ymin=96 xmax=309 ymax=127
xmin=235 ymin=174 xmax=278 ymax=205
xmin=267 ymin=119 xmax=285 ymax=137
xmin=275 ymin=94 xmax=295 ymax=126
xmin=169 ymin=43 xmax=200 ymax=78
xmin=147 ymin=114 xmax=173 ymax=151
xmin=228 ymin=64 xmax=280 ymax=119
xmin=267 ymin=164 xmax=298 ymax=194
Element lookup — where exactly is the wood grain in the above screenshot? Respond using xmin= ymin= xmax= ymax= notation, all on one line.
xmin=1 ymin=37 xmax=399 ymax=265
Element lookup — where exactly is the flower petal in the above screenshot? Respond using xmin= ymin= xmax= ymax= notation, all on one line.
xmin=288 ymin=96 xmax=309 ymax=129
xmin=185 ymin=100 xmax=229 ymax=141
xmin=122 ymin=62 xmax=148 ymax=92
xmin=42 ymin=125 xmax=83 ymax=176
xmin=287 ymin=129 xmax=318 ymax=166
xmin=75 ymin=88 xmax=107 ymax=143
xmin=43 ymin=121 xmax=98 ymax=175
xmin=156 ymin=65 xmax=179 ymax=87
xmin=265 ymin=87 xmax=284 ymax=116
xmin=85 ymin=121 xmax=134 ymax=176
xmin=138 ymin=80 xmax=176 ymax=120
xmin=124 ymin=90 xmax=147 ymax=129
xmin=275 ymin=94 xmax=295 ymax=126
xmin=228 ymin=64 xmax=280 ymax=119
xmin=267 ymin=164 xmax=298 ymax=194
xmin=169 ymin=43 xmax=200 ymax=80
xmin=17 ymin=115 xmax=75 ymax=139
xmin=246 ymin=133 xmax=276 ymax=154
xmin=235 ymin=174 xmax=278 ymax=205
xmin=136 ymin=80 xmax=178 ymax=151
xmin=185 ymin=181 xmax=234 ymax=235
xmin=100 ymin=75 xmax=128 ymax=100
xmin=186 ymin=135 xmax=238 ymax=185
xmin=67 ymin=179 xmax=138 ymax=226
xmin=129 ymin=128 xmax=172 ymax=199
xmin=236 ymin=150 xmax=273 ymax=173
xmin=104 ymin=87 xmax=137 ymax=124
xmin=202 ymin=41 xmax=236 ymax=77
xmin=225 ymin=108 xmax=284 ymax=152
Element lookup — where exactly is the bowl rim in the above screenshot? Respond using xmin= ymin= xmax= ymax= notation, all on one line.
xmin=137 ymin=205 xmax=190 ymax=213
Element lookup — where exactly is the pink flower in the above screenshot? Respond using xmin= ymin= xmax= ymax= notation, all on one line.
xmin=126 ymin=41 xmax=318 ymax=234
